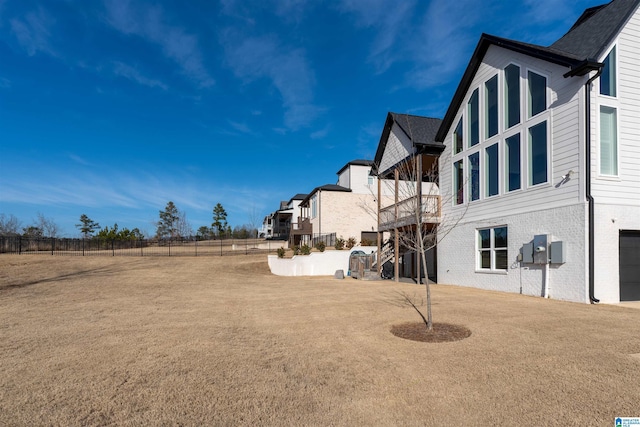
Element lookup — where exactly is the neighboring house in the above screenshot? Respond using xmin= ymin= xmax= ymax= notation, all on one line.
xmin=270 ymin=194 xmax=307 ymax=241
xmin=292 ymin=160 xmax=385 ymax=247
xmin=372 ymin=113 xmax=444 ymax=283
xmin=434 ymin=0 xmax=640 ymax=303
xmin=259 ymin=213 xmax=274 ymax=238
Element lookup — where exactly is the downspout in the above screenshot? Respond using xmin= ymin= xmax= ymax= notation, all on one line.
xmin=585 ymin=68 xmax=603 ymax=304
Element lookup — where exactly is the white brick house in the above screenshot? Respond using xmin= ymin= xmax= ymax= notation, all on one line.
xmin=435 ymin=0 xmax=640 ymax=303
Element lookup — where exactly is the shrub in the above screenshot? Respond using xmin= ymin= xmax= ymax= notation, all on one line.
xmin=277 ymin=247 xmax=286 ymax=258
xmin=334 ymin=237 xmax=345 ymax=250
xmin=360 ymin=238 xmax=375 ymax=246
xmin=301 ymin=244 xmax=311 ymax=255
xmin=346 ymin=237 xmax=357 ymax=249
xmin=314 ymin=241 xmax=326 ymax=252
xmin=292 ymin=245 xmax=300 ymax=255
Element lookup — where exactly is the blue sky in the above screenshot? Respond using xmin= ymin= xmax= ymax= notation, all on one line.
xmin=0 ymin=0 xmax=596 ymax=236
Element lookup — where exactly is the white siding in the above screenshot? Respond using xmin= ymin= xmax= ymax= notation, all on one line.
xmin=592 ymin=8 xmax=640 ymax=206
xmin=438 ymin=45 xmax=591 ymax=303
xmin=379 ymin=124 xmax=412 ymax=173
xmin=440 ymin=46 xmax=586 ymax=225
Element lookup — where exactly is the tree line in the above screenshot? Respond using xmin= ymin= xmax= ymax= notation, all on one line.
xmin=1 ymin=201 xmax=259 ymax=240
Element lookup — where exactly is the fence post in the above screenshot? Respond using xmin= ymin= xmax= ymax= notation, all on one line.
xmin=19 ymin=237 xmax=22 ymax=255
xmin=195 ymin=239 xmax=198 ymax=257
xmin=51 ymin=238 xmax=54 ymax=256
xmin=111 ymin=239 xmax=115 ymax=256
xmin=141 ymin=239 xmax=143 ymax=256
xmin=168 ymin=239 xmax=171 ymax=257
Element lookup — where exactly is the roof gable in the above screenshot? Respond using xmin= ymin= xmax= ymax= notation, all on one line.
xmin=373 ymin=112 xmax=443 ymax=174
xmin=435 ymin=0 xmax=639 ymax=142
xmin=551 ymin=0 xmax=640 ymax=59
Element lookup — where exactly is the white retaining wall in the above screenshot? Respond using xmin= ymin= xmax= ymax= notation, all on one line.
xmin=268 ymin=247 xmax=377 ymax=276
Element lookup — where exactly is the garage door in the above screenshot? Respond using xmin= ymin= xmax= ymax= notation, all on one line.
xmin=620 ymin=230 xmax=640 ymax=301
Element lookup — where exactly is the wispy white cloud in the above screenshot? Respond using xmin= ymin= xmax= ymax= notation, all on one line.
xmin=68 ymin=154 xmax=92 ymax=166
xmin=10 ymin=6 xmax=56 ymax=57
xmin=221 ymin=30 xmax=324 ymax=131
xmin=310 ymin=125 xmax=330 ymax=140
xmin=112 ymin=61 xmax=168 ymax=90
xmin=0 ymin=76 xmax=11 ymax=89
xmin=103 ymin=0 xmax=214 ymax=88
xmin=227 ymin=120 xmax=259 ymax=136
xmin=337 ymin=0 xmax=416 ymax=74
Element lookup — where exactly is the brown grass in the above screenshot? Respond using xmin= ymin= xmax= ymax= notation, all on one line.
xmin=1 ymin=254 xmax=639 ymax=425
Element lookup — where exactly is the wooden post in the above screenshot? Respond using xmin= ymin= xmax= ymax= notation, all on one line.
xmin=377 ymin=173 xmax=382 ymax=275
xmin=416 ymin=154 xmax=423 ymax=284
xmin=394 ymin=168 xmax=400 ymax=282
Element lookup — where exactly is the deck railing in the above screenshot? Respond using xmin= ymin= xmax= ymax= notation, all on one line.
xmin=379 ymin=195 xmax=441 ymax=230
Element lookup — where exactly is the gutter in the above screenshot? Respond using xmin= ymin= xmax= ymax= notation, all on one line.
xmin=564 ymin=58 xmax=603 ymax=303
xmin=583 ymin=66 xmax=603 ymax=304
xmin=584 ymin=67 xmax=602 ymax=304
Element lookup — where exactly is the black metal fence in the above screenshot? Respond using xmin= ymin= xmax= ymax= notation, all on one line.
xmin=0 ymin=236 xmax=286 ymax=257
xmin=311 ymin=233 xmax=336 ymax=247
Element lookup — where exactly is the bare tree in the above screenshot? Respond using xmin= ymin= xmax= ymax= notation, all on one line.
xmin=36 ymin=213 xmax=59 ymax=238
xmin=372 ymin=115 xmax=468 ymax=331
xmin=0 ymin=214 xmax=22 ymax=236
xmin=175 ymin=210 xmax=193 ymax=238
xmin=247 ymin=205 xmax=261 ymax=239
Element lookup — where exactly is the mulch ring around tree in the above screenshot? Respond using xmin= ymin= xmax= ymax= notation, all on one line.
xmin=390 ymin=322 xmax=471 ymax=343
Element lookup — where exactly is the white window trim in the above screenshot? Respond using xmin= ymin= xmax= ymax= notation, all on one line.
xmin=596 ymin=42 xmax=621 ymax=179
xmin=526 ymin=68 xmax=550 ymax=120
xmin=503 ymin=130 xmax=523 ymax=194
xmin=476 ymin=226 xmax=509 ymax=273
xmin=485 ymin=73 xmax=500 ymax=140
xmin=525 ymin=116 xmax=552 ymax=189
xmin=599 ymin=43 xmax=618 ymax=99
xmin=504 ymin=62 xmax=523 ymax=131
xmin=596 ymin=104 xmax=621 ymax=179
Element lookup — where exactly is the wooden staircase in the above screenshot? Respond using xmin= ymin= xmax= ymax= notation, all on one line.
xmin=372 ymin=240 xmax=394 ymax=269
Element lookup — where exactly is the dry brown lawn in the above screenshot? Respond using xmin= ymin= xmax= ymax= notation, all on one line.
xmin=1 ymin=254 xmax=639 ymax=426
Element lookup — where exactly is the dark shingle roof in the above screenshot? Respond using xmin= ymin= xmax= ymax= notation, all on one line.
xmin=299 ymin=184 xmax=351 ymax=206
xmin=435 ymin=0 xmax=640 ymax=142
xmin=551 ymin=0 xmax=639 ymax=59
xmin=373 ymin=112 xmax=443 ymax=173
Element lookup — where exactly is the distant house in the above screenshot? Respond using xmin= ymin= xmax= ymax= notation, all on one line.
xmin=259 ymin=213 xmax=274 ymax=238
xmin=433 ymin=0 xmax=640 ymax=303
xmin=269 ymin=194 xmax=307 ymax=241
xmin=292 ymin=160 xmax=384 ymax=247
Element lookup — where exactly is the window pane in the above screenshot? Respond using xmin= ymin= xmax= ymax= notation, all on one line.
xmin=454 ymin=160 xmax=464 ymax=205
xmin=505 ymin=64 xmax=520 ymax=128
xmin=485 ymin=75 xmax=498 ymax=138
xmin=600 ymin=106 xmax=618 ymax=175
xmin=494 ymin=227 xmax=508 ymax=248
xmin=495 ymin=250 xmax=508 ymax=270
xmin=480 ymin=251 xmax=491 ymax=269
xmin=528 ymin=71 xmax=546 ymax=117
xmin=486 ymin=143 xmax=499 ymax=197
xmin=529 ymin=121 xmax=548 ymax=185
xmin=468 ymin=89 xmax=479 ymax=146
xmin=479 ymin=229 xmax=491 ymax=248
xmin=454 ymin=118 xmax=463 ymax=154
xmin=600 ymin=47 xmax=616 ymax=97
xmin=505 ymin=134 xmax=521 ymax=191
xmin=469 ymin=152 xmax=480 ymax=201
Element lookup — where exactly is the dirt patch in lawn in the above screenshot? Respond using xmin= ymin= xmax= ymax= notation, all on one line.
xmin=390 ymin=322 xmax=471 ymax=342
xmin=1 ymin=254 xmax=640 ymax=426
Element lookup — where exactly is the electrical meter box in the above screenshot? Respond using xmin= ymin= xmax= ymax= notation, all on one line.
xmin=532 ymin=234 xmax=549 ymax=264
xmin=550 ymin=241 xmax=566 ymax=264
